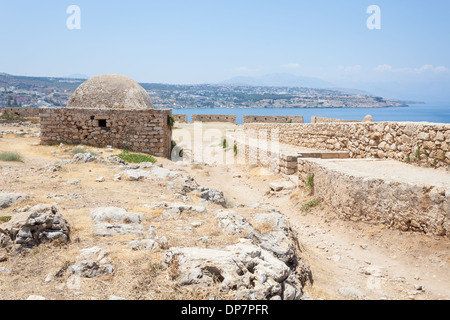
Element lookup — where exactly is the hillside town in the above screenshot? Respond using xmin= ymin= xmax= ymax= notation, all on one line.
xmin=0 ymin=73 xmax=406 ymax=110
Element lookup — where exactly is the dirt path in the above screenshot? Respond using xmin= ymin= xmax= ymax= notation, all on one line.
xmin=178 ymin=161 xmax=449 ymax=300
xmin=171 ymin=122 xmax=450 ymax=300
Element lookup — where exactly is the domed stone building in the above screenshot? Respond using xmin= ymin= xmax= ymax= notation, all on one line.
xmin=67 ymin=74 xmax=154 ymax=110
xmin=40 ymin=74 xmax=173 ymax=158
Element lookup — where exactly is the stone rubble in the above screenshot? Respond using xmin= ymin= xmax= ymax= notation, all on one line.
xmin=0 ymin=203 xmax=70 ymax=251
xmin=163 ymin=239 xmax=304 ymax=300
xmin=67 ymin=246 xmax=114 ymax=278
xmin=89 ymin=207 xmax=145 ymax=237
xmin=0 ymin=191 xmax=29 ymax=209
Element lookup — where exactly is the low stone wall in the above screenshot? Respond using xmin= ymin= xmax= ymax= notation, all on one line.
xmin=233 ymin=137 xmax=281 ymax=173
xmin=192 ymin=114 xmax=237 ymax=124
xmin=172 ymin=114 xmax=188 ymax=123
xmin=243 ymin=115 xmax=304 ymax=124
xmin=1 ymin=107 xmax=41 ymax=118
xmin=298 ymin=159 xmax=449 ymax=237
xmin=40 ymin=108 xmax=172 ymax=158
xmin=311 ymin=116 xmax=359 ymax=123
xmin=244 ymin=122 xmax=450 ymax=169
xmin=0 ymin=119 xmax=21 ymax=124
xmin=230 ymin=131 xmax=298 ymax=175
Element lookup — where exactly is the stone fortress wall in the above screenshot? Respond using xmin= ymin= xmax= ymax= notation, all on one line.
xmin=172 ymin=114 xmax=188 ymax=123
xmin=244 ymin=121 xmax=450 ymax=169
xmin=5 ymin=105 xmax=450 ymax=168
xmin=40 ymin=108 xmax=173 ymax=158
xmin=243 ymin=115 xmax=304 ymax=124
xmin=175 ymin=114 xmax=304 ymax=124
xmin=0 ymin=107 xmax=40 ymax=118
xmin=297 ymin=158 xmax=449 ymax=237
xmin=234 ymin=121 xmax=450 ymax=237
xmin=191 ymin=114 xmax=237 ymax=124
xmin=311 ymin=116 xmax=359 ymax=123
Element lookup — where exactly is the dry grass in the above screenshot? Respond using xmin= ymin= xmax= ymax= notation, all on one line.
xmin=0 ymin=132 xmax=245 ymax=300
xmin=252 ymin=222 xmax=275 ymax=234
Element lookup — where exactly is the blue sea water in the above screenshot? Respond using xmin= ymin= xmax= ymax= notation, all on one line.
xmin=172 ymin=102 xmax=450 ymax=124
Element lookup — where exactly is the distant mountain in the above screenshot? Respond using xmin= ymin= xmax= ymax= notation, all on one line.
xmin=336 ymin=78 xmax=450 ymax=102
xmin=0 ymin=72 xmax=84 ymax=91
xmin=220 ymin=73 xmax=334 ymax=89
xmin=67 ymin=74 xmax=89 ymax=80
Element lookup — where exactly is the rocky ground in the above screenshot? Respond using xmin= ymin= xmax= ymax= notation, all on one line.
xmin=0 ymin=122 xmax=449 ymax=300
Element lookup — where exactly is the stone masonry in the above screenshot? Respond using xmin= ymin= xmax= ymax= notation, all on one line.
xmin=40 ymin=108 xmax=172 ymax=158
xmin=311 ymin=116 xmax=359 ymax=123
xmin=243 ymin=115 xmax=304 ymax=124
xmin=297 ymin=158 xmax=450 ymax=237
xmin=191 ymin=114 xmax=237 ymax=124
xmin=244 ymin=122 xmax=450 ymax=169
xmin=1 ymin=107 xmax=40 ymax=118
xmin=172 ymin=114 xmax=188 ymax=123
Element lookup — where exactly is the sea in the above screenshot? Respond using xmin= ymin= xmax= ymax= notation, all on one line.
xmin=172 ymin=102 xmax=450 ymax=124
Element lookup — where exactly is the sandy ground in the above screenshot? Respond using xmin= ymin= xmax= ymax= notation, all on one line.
xmin=0 ymin=122 xmax=449 ymax=300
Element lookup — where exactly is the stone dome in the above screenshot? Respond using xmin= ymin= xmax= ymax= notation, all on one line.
xmin=67 ymin=74 xmax=154 ymax=109
xmin=363 ymin=115 xmax=374 ymax=122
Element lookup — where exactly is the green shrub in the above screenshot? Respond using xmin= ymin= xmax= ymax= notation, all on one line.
xmin=300 ymin=198 xmax=322 ymax=212
xmin=222 ymin=138 xmax=228 ymax=149
xmin=414 ymin=145 xmax=422 ymax=161
xmin=305 ymin=173 xmax=314 ymax=189
xmin=114 ymin=150 xmax=157 ymax=164
xmin=0 ymin=216 xmax=12 ymax=223
xmin=0 ymin=152 xmax=23 ymax=162
xmin=167 ymin=115 xmax=175 ymax=130
xmin=71 ymin=147 xmax=88 ymax=154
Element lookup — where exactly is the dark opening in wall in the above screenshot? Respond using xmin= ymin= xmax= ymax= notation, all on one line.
xmin=98 ymin=119 xmax=107 ymax=128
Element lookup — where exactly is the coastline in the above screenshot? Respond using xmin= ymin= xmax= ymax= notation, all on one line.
xmin=171 ymin=102 xmax=450 ymax=124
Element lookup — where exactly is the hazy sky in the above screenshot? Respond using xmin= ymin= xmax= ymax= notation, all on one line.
xmin=1 ymin=0 xmax=450 ymax=100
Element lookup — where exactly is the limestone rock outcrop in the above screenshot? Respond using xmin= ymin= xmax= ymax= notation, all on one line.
xmin=0 ymin=203 xmax=70 ymax=250
xmin=0 ymin=192 xmax=29 ymax=209
xmin=164 ymin=239 xmax=306 ymax=300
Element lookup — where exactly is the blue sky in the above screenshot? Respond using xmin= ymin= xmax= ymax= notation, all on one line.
xmin=1 ymin=0 xmax=450 ymax=100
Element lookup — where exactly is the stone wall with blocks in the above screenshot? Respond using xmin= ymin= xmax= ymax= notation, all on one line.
xmin=244 ymin=122 xmax=450 ymax=169
xmin=40 ymin=107 xmax=173 ymax=158
xmin=191 ymin=114 xmax=237 ymax=124
xmin=297 ymin=158 xmax=450 ymax=237
xmin=172 ymin=114 xmax=188 ymax=123
xmin=243 ymin=115 xmax=304 ymax=124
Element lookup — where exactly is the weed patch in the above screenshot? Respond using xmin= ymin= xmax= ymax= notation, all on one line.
xmin=300 ymin=198 xmax=322 ymax=212
xmin=114 ymin=150 xmax=157 ymax=164
xmin=0 ymin=151 xmax=23 ymax=162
